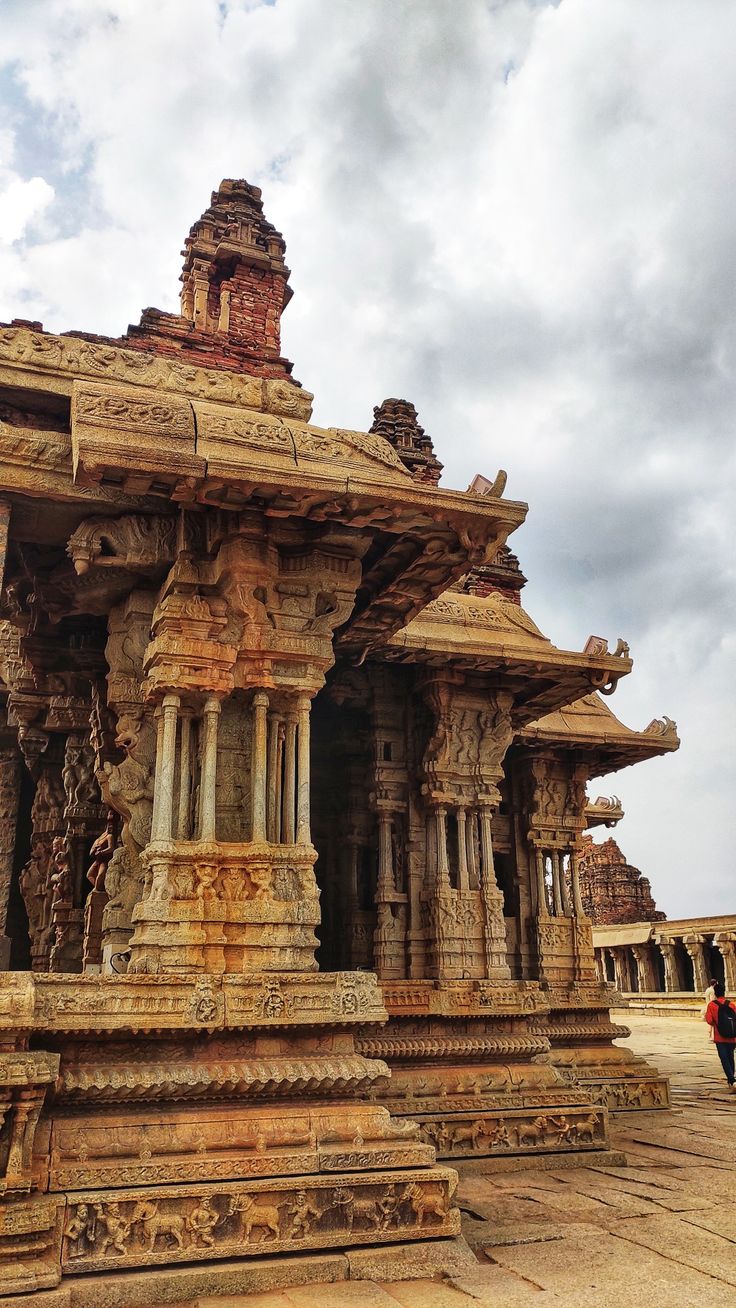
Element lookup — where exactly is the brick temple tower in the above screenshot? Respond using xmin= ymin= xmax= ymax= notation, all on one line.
xmin=578 ymin=835 xmax=666 ymax=925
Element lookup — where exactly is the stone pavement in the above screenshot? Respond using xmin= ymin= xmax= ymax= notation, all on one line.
xmin=182 ymin=1012 xmax=736 ymax=1308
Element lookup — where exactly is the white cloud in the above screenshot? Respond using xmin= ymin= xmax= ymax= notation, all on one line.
xmin=0 ymin=0 xmax=734 ymax=914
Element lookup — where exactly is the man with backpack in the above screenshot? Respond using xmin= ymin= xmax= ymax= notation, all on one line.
xmin=705 ymin=981 xmax=736 ymax=1089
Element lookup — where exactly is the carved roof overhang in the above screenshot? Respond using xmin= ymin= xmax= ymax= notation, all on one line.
xmin=0 ymin=327 xmax=529 ymax=658
xmin=0 ymin=324 xmax=313 ymax=424
xmin=374 ymin=591 xmax=632 ymax=722
xmin=520 ymin=692 xmax=680 ymax=775
xmin=585 ymin=795 xmax=625 ymax=828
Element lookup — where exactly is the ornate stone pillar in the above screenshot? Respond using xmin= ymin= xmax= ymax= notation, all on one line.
xmin=198 ymin=695 xmax=220 ymax=842
xmin=81 ymin=809 xmax=117 ymax=973
xmin=551 ymin=852 xmax=564 ymax=916
xmin=478 ymin=803 xmax=511 ymax=979
xmin=714 ymin=933 xmax=736 ymax=992
xmin=683 ymin=933 xmax=709 ymax=992
xmin=50 ymin=730 xmax=103 ymax=974
xmin=151 ymin=695 xmax=180 ymax=842
xmin=175 ymin=709 xmax=193 ymax=841
xmin=533 ymin=846 xmax=547 ymax=917
xmin=559 ymin=852 xmax=572 ymax=915
xmin=465 ymin=810 xmax=478 ymax=889
xmin=296 ymin=693 xmax=311 ymax=846
xmin=0 ymin=746 xmax=21 ymax=966
xmin=19 ymin=752 xmax=65 ymax=972
xmin=406 ymin=822 xmax=426 ymax=980
xmin=377 ymin=813 xmax=394 ymax=898
xmin=266 ymin=710 xmax=282 ymax=842
xmin=435 ymin=806 xmax=450 ymax=889
xmin=618 ymin=948 xmax=632 ymax=991
xmin=250 ymin=690 xmax=269 ymax=842
xmin=570 ymin=846 xmax=585 ymax=916
xmin=282 ymin=713 xmax=297 ymax=844
xmin=658 ymin=939 xmax=678 ymax=992
xmin=456 ymin=808 xmax=469 ymax=892
xmin=149 ymin=707 xmax=165 ymax=842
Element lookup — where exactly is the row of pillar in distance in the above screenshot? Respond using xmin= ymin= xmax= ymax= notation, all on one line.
xmin=596 ymin=931 xmax=736 ymax=993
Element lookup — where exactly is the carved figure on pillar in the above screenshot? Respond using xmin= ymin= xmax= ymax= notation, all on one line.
xmin=19 ymin=761 xmax=65 ymax=971
xmin=82 ymin=811 xmax=118 ymax=970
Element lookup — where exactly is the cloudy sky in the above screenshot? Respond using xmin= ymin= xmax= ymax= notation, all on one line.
xmin=1 ymin=0 xmax=734 ymax=916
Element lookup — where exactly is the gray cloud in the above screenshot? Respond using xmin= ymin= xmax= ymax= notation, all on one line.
xmin=0 ymin=0 xmax=734 ymax=914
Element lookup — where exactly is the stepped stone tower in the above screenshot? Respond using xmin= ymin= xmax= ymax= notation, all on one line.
xmin=578 ymin=835 xmax=666 ymax=925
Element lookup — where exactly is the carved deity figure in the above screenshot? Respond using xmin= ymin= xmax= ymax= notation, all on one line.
xmin=63 ymin=736 xmax=98 ymax=812
xmin=377 ymin=1184 xmax=401 ymax=1228
xmin=86 ymin=812 xmax=117 ymax=892
xmin=98 ymin=703 xmax=155 ymax=957
xmin=64 ymin=1202 xmax=95 ymax=1257
xmin=19 ymin=765 xmax=65 ymax=966
xmin=49 ymin=837 xmax=73 ymax=905
xmin=83 ymin=811 xmax=118 ymax=969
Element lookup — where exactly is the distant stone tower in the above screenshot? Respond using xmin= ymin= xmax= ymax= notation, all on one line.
xmin=125 ymin=178 xmax=300 ymax=382
xmin=369 ymin=398 xmax=443 ymax=484
xmin=578 ymin=834 xmax=666 ymax=925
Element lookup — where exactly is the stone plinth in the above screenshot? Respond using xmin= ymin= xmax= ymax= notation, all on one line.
xmin=0 ymin=971 xmax=459 ymax=1299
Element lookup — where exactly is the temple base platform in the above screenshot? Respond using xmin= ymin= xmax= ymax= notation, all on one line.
xmin=361 ymin=980 xmax=615 ymax=1161
xmin=534 ymin=991 xmax=671 ymax=1111
xmin=0 ymin=971 xmax=461 ymax=1301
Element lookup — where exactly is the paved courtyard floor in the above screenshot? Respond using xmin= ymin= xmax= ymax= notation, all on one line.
xmin=183 ymin=1012 xmax=736 ymax=1308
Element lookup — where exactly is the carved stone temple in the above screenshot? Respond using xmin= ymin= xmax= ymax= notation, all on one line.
xmin=0 ymin=180 xmax=680 ymax=1303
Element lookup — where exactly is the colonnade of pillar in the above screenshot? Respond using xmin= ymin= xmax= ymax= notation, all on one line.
xmin=596 ymin=931 xmax=736 ymax=994
xmin=427 ymin=803 xmax=501 ymax=894
xmin=149 ymin=689 xmax=312 ymax=847
xmin=533 ymin=846 xmax=584 ymax=918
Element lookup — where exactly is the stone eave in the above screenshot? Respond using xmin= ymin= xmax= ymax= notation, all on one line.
xmin=593 ymin=916 xmax=736 ymax=947
xmin=0 ymin=328 xmax=530 ymax=655
xmin=591 ymin=924 xmax=659 ymax=947
xmin=373 ymin=591 xmax=632 ymax=720
xmin=521 ymin=692 xmax=680 ymax=774
xmin=0 ymin=322 xmax=314 ymax=420
xmin=585 ymin=797 xmax=625 ymax=829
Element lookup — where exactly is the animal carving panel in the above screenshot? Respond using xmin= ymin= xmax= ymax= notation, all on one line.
xmin=68 ymin=514 xmax=177 ymax=576
xmin=59 ymin=1173 xmax=458 ymax=1270
xmin=213 ymin=535 xmax=363 ymax=651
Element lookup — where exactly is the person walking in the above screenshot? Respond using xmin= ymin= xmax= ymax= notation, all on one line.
xmin=705 ymin=981 xmax=736 ymax=1089
xmin=702 ymin=977 xmax=718 ymax=1041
